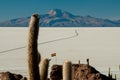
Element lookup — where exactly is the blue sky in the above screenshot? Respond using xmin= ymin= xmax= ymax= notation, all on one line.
xmin=0 ymin=0 xmax=120 ymax=21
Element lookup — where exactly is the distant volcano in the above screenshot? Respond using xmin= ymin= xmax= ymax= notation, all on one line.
xmin=0 ymin=9 xmax=120 ymax=27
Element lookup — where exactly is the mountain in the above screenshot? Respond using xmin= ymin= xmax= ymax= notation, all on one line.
xmin=0 ymin=9 xmax=120 ymax=27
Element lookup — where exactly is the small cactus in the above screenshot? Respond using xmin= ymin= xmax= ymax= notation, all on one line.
xmin=115 ymin=74 xmax=117 ymax=80
xmin=40 ymin=58 xmax=50 ymax=80
xmin=87 ymin=58 xmax=89 ymax=65
xmin=63 ymin=60 xmax=72 ymax=80
xmin=108 ymin=67 xmax=111 ymax=77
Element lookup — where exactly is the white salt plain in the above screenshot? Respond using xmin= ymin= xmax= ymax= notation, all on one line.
xmin=0 ymin=27 xmax=120 ymax=79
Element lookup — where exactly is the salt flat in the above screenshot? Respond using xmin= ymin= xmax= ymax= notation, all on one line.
xmin=0 ymin=27 xmax=120 ymax=78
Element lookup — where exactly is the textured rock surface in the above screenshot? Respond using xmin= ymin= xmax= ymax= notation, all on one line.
xmin=50 ymin=64 xmax=116 ymax=80
xmin=0 ymin=72 xmax=27 ymax=80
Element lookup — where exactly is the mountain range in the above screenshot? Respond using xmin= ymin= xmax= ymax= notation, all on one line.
xmin=0 ymin=9 xmax=120 ymax=27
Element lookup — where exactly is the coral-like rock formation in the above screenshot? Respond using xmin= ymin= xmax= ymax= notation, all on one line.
xmin=50 ymin=64 xmax=116 ymax=80
xmin=0 ymin=71 xmax=27 ymax=80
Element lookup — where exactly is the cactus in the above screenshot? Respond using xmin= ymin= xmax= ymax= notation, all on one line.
xmin=40 ymin=58 xmax=50 ymax=80
xmin=63 ymin=60 xmax=72 ymax=80
xmin=27 ymin=14 xmax=41 ymax=80
xmin=78 ymin=60 xmax=80 ymax=65
xmin=115 ymin=74 xmax=116 ymax=80
xmin=87 ymin=58 xmax=89 ymax=65
xmin=108 ymin=67 xmax=111 ymax=77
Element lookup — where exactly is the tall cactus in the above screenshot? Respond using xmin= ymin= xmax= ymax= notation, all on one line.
xmin=40 ymin=58 xmax=50 ymax=80
xmin=63 ymin=60 xmax=72 ymax=80
xmin=27 ymin=14 xmax=41 ymax=80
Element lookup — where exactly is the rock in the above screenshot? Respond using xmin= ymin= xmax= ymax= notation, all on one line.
xmin=50 ymin=64 xmax=116 ymax=80
xmin=50 ymin=65 xmax=62 ymax=80
xmin=0 ymin=71 xmax=26 ymax=80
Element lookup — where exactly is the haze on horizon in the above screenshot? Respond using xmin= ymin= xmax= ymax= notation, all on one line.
xmin=0 ymin=0 xmax=120 ymax=22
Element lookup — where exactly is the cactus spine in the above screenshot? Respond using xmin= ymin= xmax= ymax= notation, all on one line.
xmin=63 ymin=60 xmax=72 ymax=80
xmin=27 ymin=14 xmax=41 ymax=80
xmin=40 ymin=58 xmax=49 ymax=80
